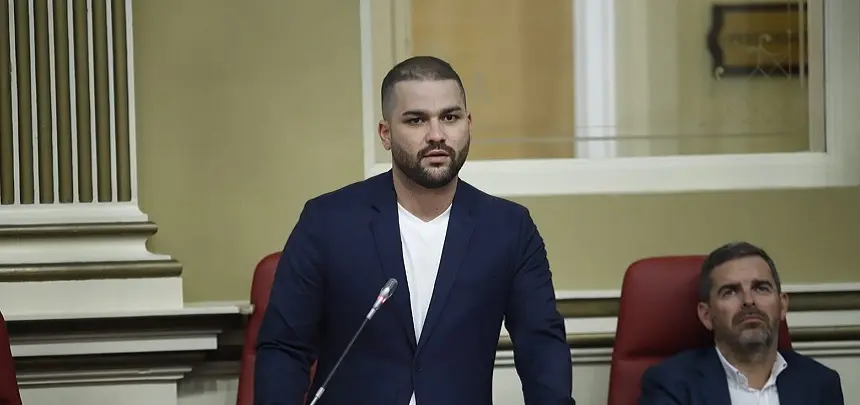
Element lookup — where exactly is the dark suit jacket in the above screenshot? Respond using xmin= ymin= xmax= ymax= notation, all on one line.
xmin=638 ymin=347 xmax=844 ymax=405
xmin=254 ymin=171 xmax=574 ymax=405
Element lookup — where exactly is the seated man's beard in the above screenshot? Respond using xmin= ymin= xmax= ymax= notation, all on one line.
xmin=736 ymin=327 xmax=773 ymax=350
xmin=728 ymin=319 xmax=777 ymax=358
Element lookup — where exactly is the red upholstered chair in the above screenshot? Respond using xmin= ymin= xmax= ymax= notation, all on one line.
xmin=236 ymin=252 xmax=317 ymax=405
xmin=607 ymin=255 xmax=792 ymax=405
xmin=0 ymin=311 xmax=22 ymax=405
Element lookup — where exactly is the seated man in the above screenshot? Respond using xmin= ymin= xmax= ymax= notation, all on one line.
xmin=638 ymin=241 xmax=844 ymax=405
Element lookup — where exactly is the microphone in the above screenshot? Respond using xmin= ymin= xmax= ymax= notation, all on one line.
xmin=366 ymin=278 xmax=398 ymax=320
xmin=307 ymin=278 xmax=399 ymax=405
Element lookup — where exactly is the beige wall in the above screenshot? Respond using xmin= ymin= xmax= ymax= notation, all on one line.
xmin=132 ymin=0 xmax=860 ymax=302
xmin=133 ymin=0 xmax=364 ymax=301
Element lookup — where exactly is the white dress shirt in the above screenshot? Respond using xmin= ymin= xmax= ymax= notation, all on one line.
xmin=715 ymin=347 xmax=788 ymax=405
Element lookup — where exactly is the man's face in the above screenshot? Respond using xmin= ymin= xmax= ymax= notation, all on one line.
xmin=697 ymin=256 xmax=788 ymax=353
xmin=377 ymin=79 xmax=471 ymax=189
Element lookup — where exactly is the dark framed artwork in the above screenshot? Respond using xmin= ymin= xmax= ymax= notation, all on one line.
xmin=706 ymin=3 xmax=808 ymax=79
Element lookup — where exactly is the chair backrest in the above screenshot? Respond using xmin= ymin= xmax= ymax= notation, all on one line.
xmin=0 ymin=311 xmax=22 ymax=405
xmin=607 ymin=255 xmax=792 ymax=405
xmin=236 ymin=252 xmax=316 ymax=405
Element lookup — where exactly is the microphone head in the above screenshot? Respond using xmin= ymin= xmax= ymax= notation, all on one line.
xmin=379 ymin=278 xmax=398 ymax=300
xmin=368 ymin=278 xmax=399 ymax=318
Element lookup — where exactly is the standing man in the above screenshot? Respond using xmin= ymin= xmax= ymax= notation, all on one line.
xmin=254 ymin=56 xmax=574 ymax=405
xmin=638 ymin=242 xmax=844 ymax=405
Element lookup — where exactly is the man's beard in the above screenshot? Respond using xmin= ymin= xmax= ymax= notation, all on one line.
xmin=391 ymin=139 xmax=469 ymax=189
xmin=716 ymin=309 xmax=778 ymax=356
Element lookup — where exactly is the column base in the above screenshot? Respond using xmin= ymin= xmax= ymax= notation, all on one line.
xmin=0 ymin=201 xmax=149 ymax=225
xmin=0 ymin=209 xmax=170 ymax=265
xmin=0 ymin=201 xmax=183 ymax=315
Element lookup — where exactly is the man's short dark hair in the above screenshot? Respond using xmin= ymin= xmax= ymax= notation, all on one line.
xmin=380 ymin=56 xmax=466 ymax=120
xmin=698 ymin=241 xmax=781 ymax=302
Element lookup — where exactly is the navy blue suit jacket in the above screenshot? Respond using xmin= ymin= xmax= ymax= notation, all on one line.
xmin=638 ymin=347 xmax=844 ymax=405
xmin=255 ymin=171 xmax=574 ymax=405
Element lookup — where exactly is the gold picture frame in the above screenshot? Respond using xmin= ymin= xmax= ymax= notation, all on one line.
xmin=707 ymin=3 xmax=808 ymax=78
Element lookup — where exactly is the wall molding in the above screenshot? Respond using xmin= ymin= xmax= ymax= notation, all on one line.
xmin=7 ymin=306 xmax=241 ymax=387
xmin=0 ymin=259 xmax=182 ymax=282
xmin=552 ymin=284 xmax=860 ymax=318
xmin=499 ymin=324 xmax=860 ymax=352
xmin=188 ymin=333 xmax=860 ymax=380
xmin=187 ymin=326 xmax=860 ymax=379
xmin=8 ymin=297 xmax=859 ymax=384
xmin=18 ymin=365 xmax=193 ymax=387
xmin=234 ymin=283 xmax=860 ymax=321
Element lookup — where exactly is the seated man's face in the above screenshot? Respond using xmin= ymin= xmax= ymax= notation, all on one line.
xmin=697 ymin=256 xmax=789 ymax=352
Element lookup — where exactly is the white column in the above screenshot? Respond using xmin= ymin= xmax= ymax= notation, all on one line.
xmin=0 ymin=0 xmax=181 ymax=315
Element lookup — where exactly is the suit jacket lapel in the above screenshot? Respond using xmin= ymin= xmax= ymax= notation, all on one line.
xmin=696 ymin=348 xmax=732 ymax=405
xmin=775 ymin=351 xmax=804 ymax=405
xmin=369 ymin=173 xmax=417 ymax=349
xmin=416 ymin=181 xmax=475 ymax=351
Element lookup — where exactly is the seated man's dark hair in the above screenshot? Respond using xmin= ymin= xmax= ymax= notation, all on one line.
xmin=698 ymin=241 xmax=781 ymax=302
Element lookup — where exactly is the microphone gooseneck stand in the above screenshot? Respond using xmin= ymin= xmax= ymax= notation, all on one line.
xmin=307 ymin=278 xmax=399 ymax=405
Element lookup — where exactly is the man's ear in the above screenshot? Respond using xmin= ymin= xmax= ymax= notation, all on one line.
xmin=779 ymin=292 xmax=789 ymax=321
xmin=697 ymin=302 xmax=714 ymax=331
xmin=377 ymin=119 xmax=392 ymax=151
xmin=466 ymin=112 xmax=473 ymax=137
